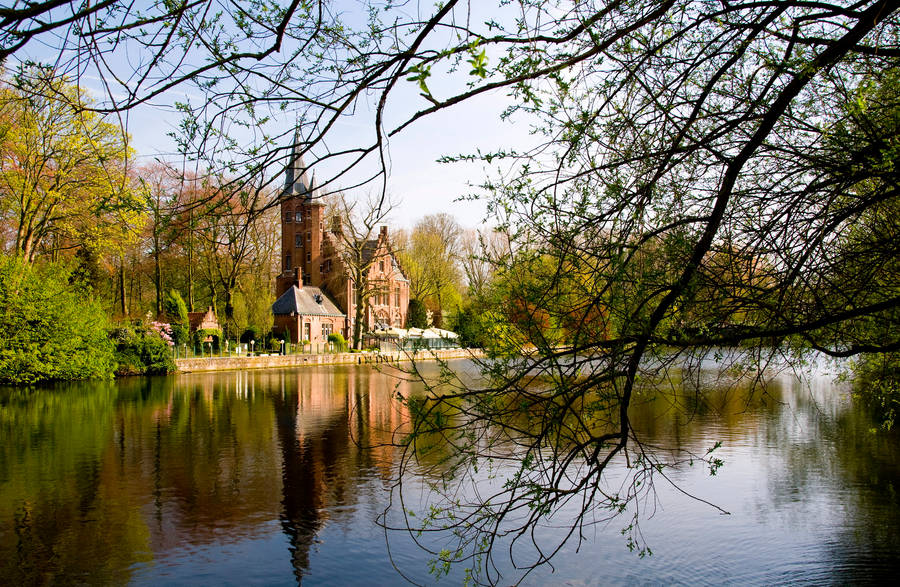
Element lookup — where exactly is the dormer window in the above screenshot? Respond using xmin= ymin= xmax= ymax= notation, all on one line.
xmin=379 ymin=261 xmax=385 ymax=272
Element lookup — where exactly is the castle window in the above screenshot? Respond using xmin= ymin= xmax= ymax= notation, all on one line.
xmin=284 ymin=210 xmax=292 ymax=223
xmin=307 ymin=231 xmax=311 ymax=242
xmin=285 ymin=254 xmax=292 ymax=269
xmin=306 ymin=251 xmax=311 ymax=262
xmin=379 ymin=261 xmax=384 ymax=272
xmin=295 ymin=210 xmax=302 ymax=223
xmin=395 ymin=287 xmax=400 ymax=306
xmin=295 ymin=234 xmax=303 ymax=247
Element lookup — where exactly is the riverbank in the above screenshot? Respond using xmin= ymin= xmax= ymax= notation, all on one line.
xmin=175 ymin=348 xmax=484 ymax=373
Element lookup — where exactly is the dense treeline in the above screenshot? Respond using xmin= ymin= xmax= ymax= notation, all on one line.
xmin=0 ymin=70 xmax=488 ymax=383
xmin=0 ymin=71 xmax=280 ymax=382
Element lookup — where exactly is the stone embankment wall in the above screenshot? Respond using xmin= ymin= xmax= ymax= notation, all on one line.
xmin=175 ymin=348 xmax=483 ymax=373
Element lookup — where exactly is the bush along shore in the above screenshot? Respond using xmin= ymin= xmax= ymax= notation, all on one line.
xmin=0 ymin=255 xmax=176 ymax=385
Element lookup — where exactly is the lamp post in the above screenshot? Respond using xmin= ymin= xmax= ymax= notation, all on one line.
xmin=225 ymin=339 xmax=229 ymax=355
xmin=250 ymin=339 xmax=255 ymax=356
xmin=280 ymin=340 xmax=285 ymax=355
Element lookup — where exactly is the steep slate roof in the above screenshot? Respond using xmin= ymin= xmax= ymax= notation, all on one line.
xmin=284 ymin=133 xmax=320 ymax=200
xmin=272 ymin=285 xmax=345 ymax=317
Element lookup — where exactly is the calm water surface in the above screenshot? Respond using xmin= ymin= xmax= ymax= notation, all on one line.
xmin=1 ymin=360 xmax=898 ymax=585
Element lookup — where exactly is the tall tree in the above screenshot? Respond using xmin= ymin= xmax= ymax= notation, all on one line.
xmin=193 ymin=176 xmax=269 ymax=338
xmin=0 ymin=69 xmax=135 ymax=263
xmin=396 ymin=213 xmax=464 ymax=327
xmin=329 ymin=192 xmax=396 ymax=349
xmin=139 ymin=163 xmax=182 ymax=317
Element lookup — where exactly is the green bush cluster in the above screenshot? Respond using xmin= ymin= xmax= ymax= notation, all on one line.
xmin=110 ymin=326 xmax=176 ymax=376
xmin=327 ymin=332 xmax=347 ymax=351
xmin=0 ymin=255 xmax=117 ymax=385
xmin=450 ymin=305 xmax=487 ymax=349
xmin=163 ymin=289 xmax=191 ymax=345
xmin=193 ymin=328 xmax=222 ymax=351
xmin=240 ymin=326 xmax=261 ymax=344
xmin=406 ymin=299 xmax=428 ymax=329
xmin=853 ymin=352 xmax=900 ymax=431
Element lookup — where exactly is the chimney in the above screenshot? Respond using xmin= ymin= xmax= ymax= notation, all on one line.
xmin=331 ymin=214 xmax=343 ymax=235
xmin=293 ymin=267 xmax=302 ymax=289
xmin=380 ymin=225 xmax=388 ymax=238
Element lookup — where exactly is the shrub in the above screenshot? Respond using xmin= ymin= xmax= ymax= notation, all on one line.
xmin=327 ymin=332 xmax=347 ymax=350
xmin=112 ymin=324 xmax=176 ymax=376
xmin=0 ymin=255 xmax=116 ymax=384
xmin=192 ymin=328 xmax=222 ymax=352
xmin=451 ymin=305 xmax=486 ymax=349
xmin=163 ymin=290 xmax=190 ymax=344
xmin=240 ymin=326 xmax=261 ymax=344
xmin=852 ymin=352 xmax=900 ymax=431
xmin=406 ymin=299 xmax=428 ymax=329
xmin=264 ymin=331 xmax=279 ymax=350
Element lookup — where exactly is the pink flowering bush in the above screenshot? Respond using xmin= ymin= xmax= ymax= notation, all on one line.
xmin=149 ymin=321 xmax=175 ymax=346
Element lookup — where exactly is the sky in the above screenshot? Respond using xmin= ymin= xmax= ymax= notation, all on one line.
xmin=7 ymin=1 xmax=543 ymax=232
xmin=119 ymin=80 xmax=533 ymax=231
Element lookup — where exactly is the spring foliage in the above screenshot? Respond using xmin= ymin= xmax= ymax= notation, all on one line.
xmin=0 ymin=255 xmax=116 ymax=384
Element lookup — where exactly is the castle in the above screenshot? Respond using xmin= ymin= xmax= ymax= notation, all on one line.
xmin=272 ymin=144 xmax=409 ymax=344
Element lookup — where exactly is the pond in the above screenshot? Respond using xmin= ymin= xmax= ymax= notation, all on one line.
xmin=1 ymin=359 xmax=898 ymax=584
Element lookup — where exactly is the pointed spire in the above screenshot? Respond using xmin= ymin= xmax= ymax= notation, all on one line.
xmin=284 ymin=128 xmax=314 ymax=199
xmin=308 ymin=172 xmax=322 ymax=203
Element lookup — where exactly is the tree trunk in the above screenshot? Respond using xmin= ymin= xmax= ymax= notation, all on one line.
xmin=153 ymin=240 xmax=163 ymax=317
xmin=224 ymin=280 xmax=235 ymax=340
xmin=188 ymin=208 xmax=195 ymax=311
xmin=353 ymin=286 xmax=365 ymax=350
xmin=118 ymin=258 xmax=127 ymax=317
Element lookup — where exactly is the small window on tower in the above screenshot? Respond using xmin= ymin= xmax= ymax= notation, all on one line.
xmin=379 ymin=261 xmax=384 ymax=272
xmin=295 ymin=234 xmax=303 ymax=247
xmin=295 ymin=210 xmax=303 ymax=223
xmin=306 ymin=251 xmax=311 ymax=262
xmin=284 ymin=210 xmax=292 ymax=223
xmin=307 ymin=231 xmax=311 ymax=242
xmin=285 ymin=254 xmax=292 ymax=269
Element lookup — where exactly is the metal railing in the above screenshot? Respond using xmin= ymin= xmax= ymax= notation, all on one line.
xmin=172 ymin=337 xmax=460 ymax=360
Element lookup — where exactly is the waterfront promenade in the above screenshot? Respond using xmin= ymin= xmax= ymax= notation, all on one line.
xmin=175 ymin=348 xmax=483 ymax=373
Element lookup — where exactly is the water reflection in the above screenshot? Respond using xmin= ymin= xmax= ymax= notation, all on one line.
xmin=0 ymin=366 xmax=413 ymax=585
xmin=0 ymin=361 xmax=898 ymax=584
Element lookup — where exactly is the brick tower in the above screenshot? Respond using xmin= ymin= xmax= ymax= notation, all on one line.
xmin=276 ymin=141 xmax=328 ymax=296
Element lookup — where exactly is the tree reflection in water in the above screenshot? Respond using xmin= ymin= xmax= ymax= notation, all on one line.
xmin=0 ymin=361 xmax=899 ymax=584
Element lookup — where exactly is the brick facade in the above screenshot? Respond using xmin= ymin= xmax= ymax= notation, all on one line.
xmin=274 ymin=143 xmax=410 ymax=340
